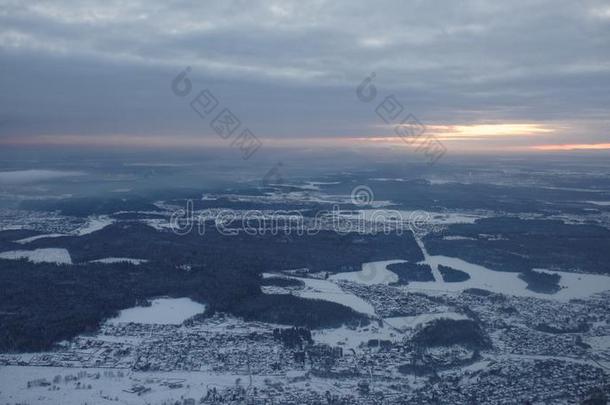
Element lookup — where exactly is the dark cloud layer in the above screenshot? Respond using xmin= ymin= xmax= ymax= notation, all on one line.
xmin=0 ymin=0 xmax=609 ymax=148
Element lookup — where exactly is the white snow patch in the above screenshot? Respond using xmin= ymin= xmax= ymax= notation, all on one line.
xmin=370 ymin=178 xmax=407 ymax=182
xmin=75 ymin=216 xmax=114 ymax=236
xmin=288 ymin=181 xmax=342 ymax=190
xmin=313 ymin=323 xmax=398 ymax=350
xmin=329 ymin=260 xmax=402 ymax=285
xmin=344 ymin=209 xmax=481 ymax=225
xmin=11 ymin=216 xmax=114 ymax=244
xmin=584 ymin=335 xmax=610 ymax=352
xmin=407 ymin=237 xmax=610 ymax=301
xmin=443 ymin=235 xmax=477 ymax=241
xmin=143 ymin=218 xmax=173 ymax=231
xmin=0 ymin=248 xmax=72 ymax=265
xmin=384 ymin=312 xmax=468 ymax=332
xmin=585 ymin=201 xmax=610 ymax=206
xmin=279 ymin=276 xmax=376 ymax=316
xmin=108 ymin=297 xmax=206 ymax=325
xmin=0 ymin=365 xmax=280 ymax=405
xmin=89 ymin=257 xmax=148 ymax=265
xmin=13 ymin=233 xmax=66 ymax=244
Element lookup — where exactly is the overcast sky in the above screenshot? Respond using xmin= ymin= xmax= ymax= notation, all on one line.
xmin=0 ymin=0 xmax=609 ymax=153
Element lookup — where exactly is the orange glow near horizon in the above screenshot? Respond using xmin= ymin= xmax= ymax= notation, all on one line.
xmin=364 ymin=123 xmax=557 ymax=144
xmin=426 ymin=123 xmax=554 ymax=138
xmin=0 ymin=135 xmax=227 ymax=149
xmin=530 ymin=143 xmax=610 ymax=151
xmin=0 ymin=123 xmax=556 ymax=149
xmin=2 ymin=124 xmax=606 ymax=154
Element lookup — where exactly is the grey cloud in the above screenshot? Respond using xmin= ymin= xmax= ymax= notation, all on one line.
xmin=0 ymin=0 xmax=609 ymax=144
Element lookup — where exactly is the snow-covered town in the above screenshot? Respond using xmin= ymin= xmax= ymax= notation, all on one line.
xmin=1 ymin=267 xmax=608 ymax=404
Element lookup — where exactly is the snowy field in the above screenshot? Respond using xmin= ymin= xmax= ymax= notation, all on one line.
xmin=329 ymin=260 xmax=401 ymax=285
xmin=383 ymin=312 xmax=468 ymax=332
xmin=419 ymin=257 xmax=610 ymax=301
xmin=74 ymin=216 xmax=114 ymax=236
xmin=0 ymin=366 xmax=278 ymax=405
xmin=262 ymin=273 xmax=376 ymax=316
xmin=14 ymin=233 xmax=66 ymax=244
xmin=328 ymin=239 xmax=610 ymax=301
xmin=585 ymin=201 xmax=610 ymax=206
xmin=108 ymin=298 xmax=206 ymax=325
xmin=89 ymin=257 xmax=148 ymax=265
xmin=9 ymin=215 xmax=113 ymax=245
xmin=296 ymin=277 xmax=376 ymax=316
xmin=0 ymin=248 xmax=72 ymax=265
xmin=313 ymin=312 xmax=467 ymax=349
xmin=313 ymin=323 xmax=400 ymax=350
xmin=412 ymin=238 xmax=610 ymax=301
xmin=0 ymin=364 xmax=366 ymax=405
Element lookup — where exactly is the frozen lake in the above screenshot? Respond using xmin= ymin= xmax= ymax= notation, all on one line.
xmin=296 ymin=277 xmax=376 ymax=316
xmin=262 ymin=273 xmax=376 ymax=316
xmin=330 ymin=239 xmax=610 ymax=301
xmin=404 ymin=253 xmax=610 ymax=301
xmin=108 ymin=297 xmax=206 ymax=325
xmin=329 ymin=260 xmax=401 ymax=285
xmin=411 ymin=237 xmax=610 ymax=301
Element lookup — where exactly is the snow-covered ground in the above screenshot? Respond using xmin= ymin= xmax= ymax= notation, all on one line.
xmin=326 ymin=239 xmax=610 ymax=301
xmin=8 ymin=215 xmax=114 ymax=245
xmin=404 ymin=237 xmax=610 ymax=301
xmin=13 ymin=233 xmax=66 ymax=244
xmin=383 ymin=312 xmax=468 ymax=332
xmin=89 ymin=257 xmax=148 ymax=265
xmin=74 ymin=216 xmax=114 ymax=236
xmin=442 ymin=235 xmax=477 ymax=241
xmin=264 ymin=274 xmax=376 ymax=316
xmin=0 ymin=366 xmax=277 ymax=405
xmin=313 ymin=323 xmax=398 ymax=350
xmin=329 ymin=260 xmax=401 ymax=285
xmin=279 ymin=181 xmax=340 ymax=191
xmin=345 ymin=209 xmax=482 ymax=225
xmin=314 ymin=312 xmax=470 ymax=350
xmin=585 ymin=201 xmax=610 ymax=206
xmin=108 ymin=298 xmax=206 ymax=325
xmin=533 ymin=268 xmax=610 ymax=300
xmin=0 ymin=363 xmax=365 ymax=405
xmin=0 ymin=248 xmax=72 ymax=265
xmin=370 ymin=178 xmax=408 ymax=182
